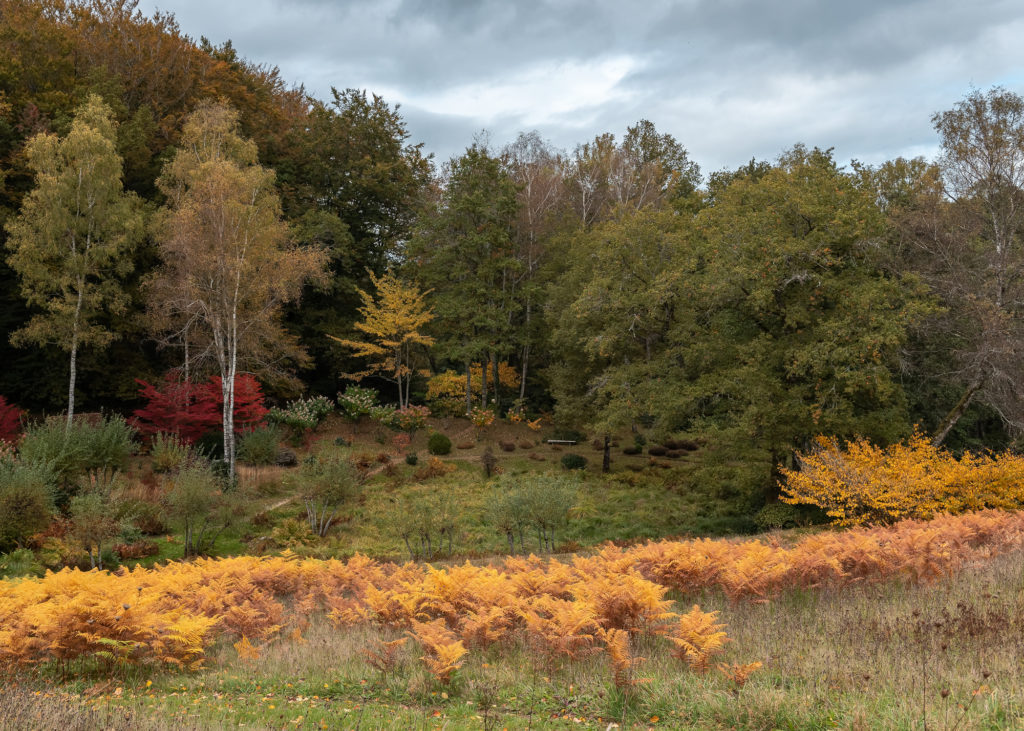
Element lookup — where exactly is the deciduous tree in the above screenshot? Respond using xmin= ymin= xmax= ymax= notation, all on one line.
xmin=4 ymin=94 xmax=143 ymax=427
xmin=149 ymin=100 xmax=326 ymax=477
xmin=328 ymin=271 xmax=434 ymax=408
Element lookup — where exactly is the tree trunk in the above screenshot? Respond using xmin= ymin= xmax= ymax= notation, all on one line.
xmin=519 ymin=345 xmax=529 ymax=401
xmin=480 ymin=358 xmax=487 ymax=408
xmin=932 ymin=376 xmax=985 ymax=447
xmin=602 ymin=434 xmax=611 ymax=473
xmin=67 ymin=285 xmax=84 ymax=430
xmin=491 ymin=351 xmax=500 ymax=412
xmin=465 ymin=360 xmax=472 ymax=416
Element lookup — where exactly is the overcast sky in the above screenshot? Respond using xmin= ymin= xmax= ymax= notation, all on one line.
xmin=136 ymin=0 xmax=1024 ymax=177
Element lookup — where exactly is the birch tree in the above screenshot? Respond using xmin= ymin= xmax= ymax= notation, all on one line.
xmin=5 ymin=94 xmax=143 ymax=427
xmin=150 ymin=101 xmax=326 ymax=478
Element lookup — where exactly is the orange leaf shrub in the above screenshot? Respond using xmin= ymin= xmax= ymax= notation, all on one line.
xmin=780 ymin=432 xmax=1024 ymax=525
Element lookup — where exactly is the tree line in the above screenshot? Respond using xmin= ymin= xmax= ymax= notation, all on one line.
xmin=2 ymin=1 xmax=1023 ymax=487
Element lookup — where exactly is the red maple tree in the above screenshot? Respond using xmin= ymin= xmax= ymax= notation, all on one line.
xmin=133 ymin=373 xmax=267 ymax=443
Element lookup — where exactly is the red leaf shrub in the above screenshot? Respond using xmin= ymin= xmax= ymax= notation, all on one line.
xmin=0 ymin=396 xmax=23 ymax=444
xmin=133 ymin=373 xmax=268 ymax=443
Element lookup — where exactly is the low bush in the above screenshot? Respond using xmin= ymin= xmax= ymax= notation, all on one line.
xmin=647 ymin=445 xmax=667 ymax=457
xmin=405 ymin=453 xmax=419 ymax=466
xmin=414 ymin=457 xmax=456 ymax=481
xmin=456 ymin=440 xmax=475 ymax=450
xmin=499 ymin=440 xmax=516 ymax=452
xmin=150 ymin=432 xmax=190 ymax=474
xmin=622 ymin=446 xmax=641 ymax=456
xmin=0 ymin=461 xmax=54 ymax=551
xmin=427 ymin=432 xmax=452 ymax=456
xmin=336 ymin=384 xmax=378 ymax=421
xmin=561 ymin=453 xmax=587 ymax=471
xmin=237 ymin=425 xmax=281 ymax=466
xmin=20 ymin=414 xmax=138 ymax=494
xmin=518 ymin=439 xmax=534 ymax=449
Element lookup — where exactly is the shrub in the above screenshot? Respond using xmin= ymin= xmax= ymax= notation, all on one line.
xmin=781 ymin=432 xmax=1024 ymax=525
xmin=647 ymin=445 xmax=667 ymax=457
xmin=470 ymin=407 xmax=495 ymax=428
xmin=19 ymin=414 xmax=138 ymax=494
xmin=754 ymin=502 xmax=804 ymax=531
xmin=393 ymin=405 xmax=430 ymax=432
xmin=414 ymin=457 xmax=456 ymax=481
xmin=237 ymin=425 xmax=281 ymax=466
xmin=0 ymin=461 xmax=54 ymax=551
xmin=112 ymin=540 xmax=159 ymax=560
xmin=0 ymin=548 xmax=42 ymax=578
xmin=456 ymin=440 xmax=475 ymax=450
xmin=150 ymin=432 xmax=191 ymax=474
xmin=368 ymin=404 xmax=397 ymax=427
xmin=267 ymin=395 xmax=334 ymax=440
xmin=0 ymin=397 xmax=23 ymax=445
xmin=489 ymin=473 xmax=578 ymax=552
xmin=561 ymin=454 xmax=587 ymax=471
xmin=114 ymin=498 xmax=166 ymax=535
xmin=499 ymin=440 xmax=516 ymax=452
xmin=518 ymin=439 xmax=534 ymax=449
xmin=165 ymin=464 xmax=239 ymax=557
xmin=428 ymin=432 xmax=452 ymax=456
xmin=405 ymin=452 xmax=419 ymax=466
xmin=622 ymin=446 xmax=641 ymax=456
xmin=70 ymin=490 xmax=119 ymax=569
xmin=481 ymin=447 xmax=498 ymax=478
xmin=336 ymin=385 xmax=378 ymax=421
xmin=290 ymin=454 xmax=363 ymax=537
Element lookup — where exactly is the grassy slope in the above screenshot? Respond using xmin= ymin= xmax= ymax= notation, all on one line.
xmin=230 ymin=416 xmax=760 ymax=564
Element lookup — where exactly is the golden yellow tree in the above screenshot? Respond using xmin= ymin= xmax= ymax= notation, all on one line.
xmin=329 ymin=271 xmax=433 ymax=407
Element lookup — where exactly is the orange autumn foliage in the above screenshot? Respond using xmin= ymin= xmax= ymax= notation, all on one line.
xmin=3 ymin=511 xmax=1024 ymax=677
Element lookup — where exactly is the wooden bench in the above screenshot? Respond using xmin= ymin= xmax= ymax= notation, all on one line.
xmin=546 ymin=439 xmax=577 ymax=445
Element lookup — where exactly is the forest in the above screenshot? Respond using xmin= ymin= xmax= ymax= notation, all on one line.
xmin=2 ymin=0 xmax=1021 ymax=474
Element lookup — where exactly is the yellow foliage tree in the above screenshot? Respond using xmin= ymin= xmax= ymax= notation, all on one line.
xmin=329 ymin=271 xmax=433 ymax=408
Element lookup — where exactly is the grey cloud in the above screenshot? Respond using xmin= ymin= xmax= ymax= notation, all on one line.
xmin=137 ymin=0 xmax=1023 ymax=174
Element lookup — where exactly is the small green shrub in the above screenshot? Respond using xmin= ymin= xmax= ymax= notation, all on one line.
xmin=405 ymin=452 xmax=419 ymax=466
xmin=19 ymin=414 xmax=138 ymax=494
xmin=0 ymin=461 xmax=55 ymax=551
xmin=0 ymin=548 xmax=42 ymax=579
xmin=622 ymin=446 xmax=641 ymax=456
xmin=165 ymin=464 xmax=239 ymax=557
xmin=560 ymin=453 xmax=587 ymax=471
xmin=427 ymin=432 xmax=452 ymax=456
xmin=237 ymin=425 xmax=281 ymax=466
xmin=150 ymin=432 xmax=190 ymax=474
xmin=754 ymin=502 xmax=826 ymax=531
